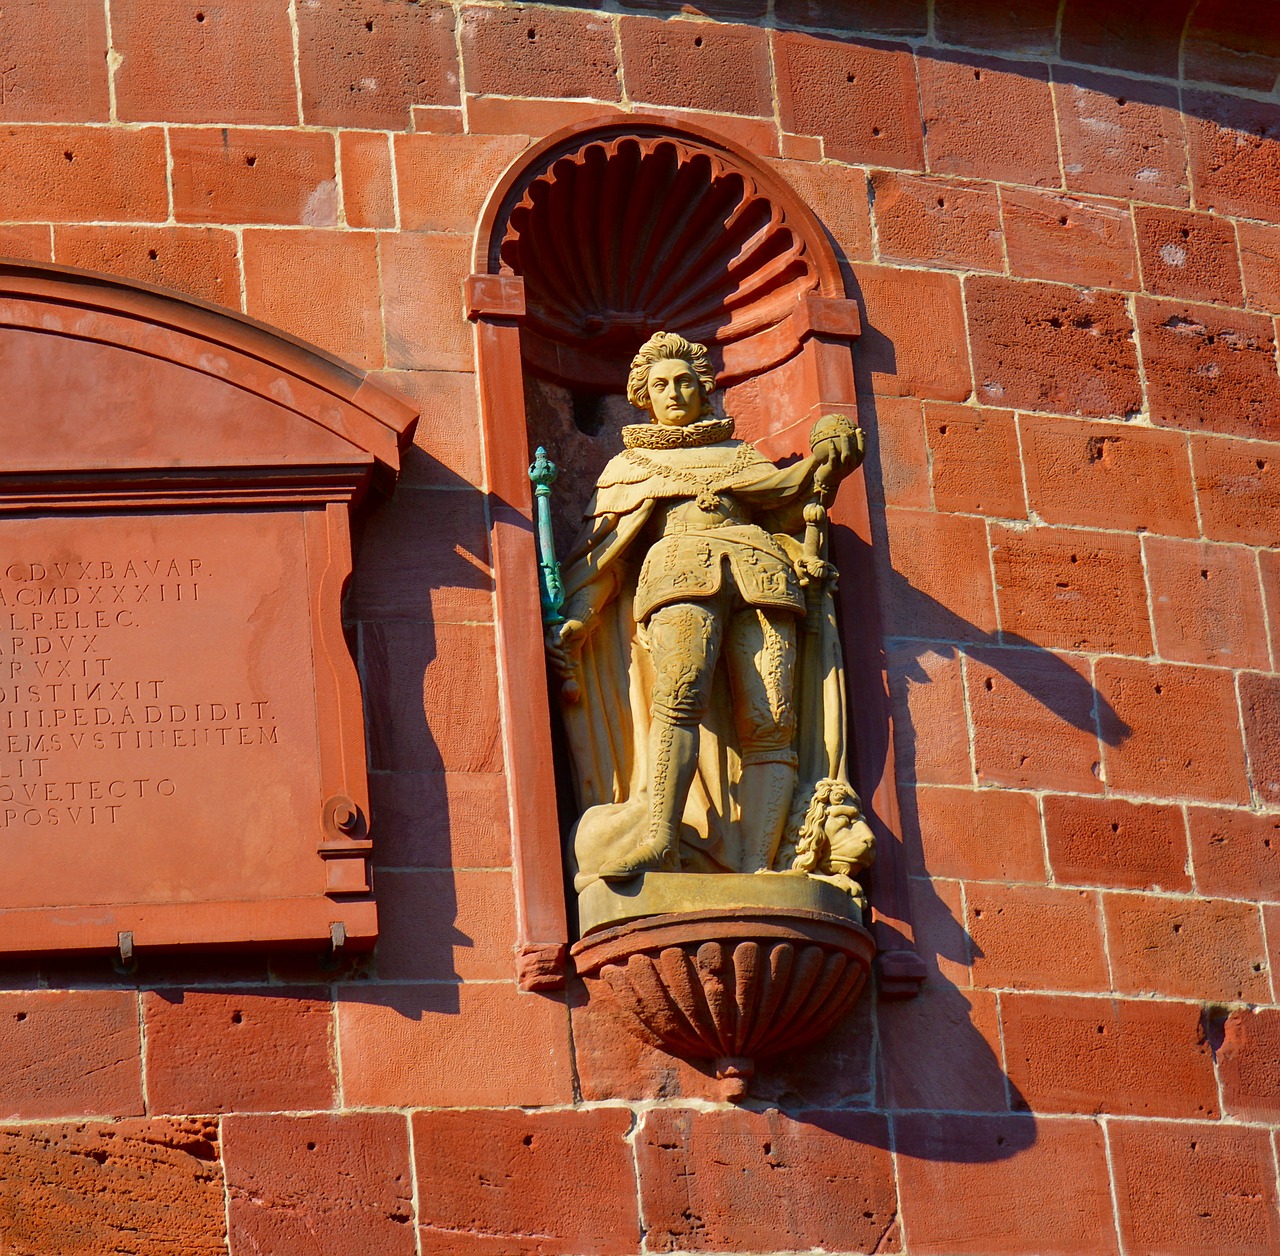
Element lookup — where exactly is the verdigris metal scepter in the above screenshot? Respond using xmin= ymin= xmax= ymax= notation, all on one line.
xmin=528 ymin=446 xmax=564 ymax=625
xmin=529 ymin=447 xmax=580 ymax=702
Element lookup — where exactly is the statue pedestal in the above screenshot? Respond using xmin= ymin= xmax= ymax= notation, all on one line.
xmin=571 ymin=874 xmax=874 ymax=1101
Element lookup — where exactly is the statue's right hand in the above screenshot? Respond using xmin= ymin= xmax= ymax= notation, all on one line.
xmin=545 ymin=618 xmax=586 ymax=677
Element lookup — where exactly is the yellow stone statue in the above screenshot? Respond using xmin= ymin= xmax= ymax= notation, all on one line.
xmin=546 ymin=331 xmax=875 ymax=903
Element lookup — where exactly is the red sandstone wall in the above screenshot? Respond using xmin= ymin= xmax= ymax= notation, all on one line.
xmin=2 ymin=1 xmax=1280 ymax=1252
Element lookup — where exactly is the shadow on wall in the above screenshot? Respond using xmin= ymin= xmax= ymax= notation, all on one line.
xmin=345 ymin=445 xmax=514 ymax=1008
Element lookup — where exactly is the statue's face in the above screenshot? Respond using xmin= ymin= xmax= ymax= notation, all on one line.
xmin=645 ymin=358 xmax=705 ymax=427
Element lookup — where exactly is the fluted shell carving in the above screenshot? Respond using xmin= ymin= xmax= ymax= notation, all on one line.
xmin=573 ymin=909 xmax=874 ymax=1100
xmin=498 ymin=137 xmax=818 ymax=389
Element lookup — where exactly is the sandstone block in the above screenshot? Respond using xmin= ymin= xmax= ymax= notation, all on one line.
xmin=336 ymin=982 xmax=572 ymax=1108
xmin=367 ymin=770 xmax=510 ymax=869
xmin=851 ymin=265 xmax=972 ymax=400
xmin=1002 ymin=993 xmax=1218 ymax=1118
xmin=339 ymin=132 xmax=396 ymax=229
xmin=170 ymin=128 xmax=337 ymax=227
xmin=964 ymin=647 xmax=1103 ymax=793
xmin=933 ymin=0 xmax=1059 ymax=53
xmin=1192 ymin=434 xmax=1280 ymax=545
xmin=871 ymin=171 xmax=1004 ymax=272
xmin=990 ymin=524 xmax=1151 ymax=655
xmin=1241 ymin=671 xmax=1280 ymax=806
xmin=374 ymin=869 xmax=516 ymax=981
xmin=1109 ymin=1120 xmax=1280 ymax=1255
xmin=880 ymin=507 xmax=997 ymax=641
xmin=0 ymin=125 xmax=167 ymax=223
xmin=862 ymin=396 xmax=931 ymax=508
xmin=1096 ymin=659 xmax=1250 ymax=805
xmin=362 ymin=621 xmax=503 ymax=775
xmin=112 ymin=0 xmax=296 ymax=124
xmin=896 ymin=1114 xmax=1115 ymax=1254
xmin=1185 ymin=91 xmax=1280 ymax=221
xmin=0 ymin=1118 xmax=224 ymax=1253
xmin=53 ymin=225 xmax=239 ymax=307
xmin=918 ymin=53 xmax=1058 ymax=187
xmin=0 ymin=1 xmax=109 ymax=121
xmin=910 ymin=783 xmax=1045 ymax=882
xmin=1019 ymin=415 xmax=1197 ymax=536
xmin=395 ymin=134 xmax=529 ymax=235
xmin=637 ymin=1108 xmax=898 ymax=1254
xmin=1145 ymin=536 xmax=1270 ymax=669
xmin=1043 ymin=794 xmax=1191 ymax=892
xmin=619 ymin=17 xmax=772 ymax=116
xmin=1054 ymin=73 xmax=1189 ymax=206
xmin=1104 ymin=893 xmax=1269 ymax=1002
xmin=0 ymin=991 xmax=141 ymax=1120
xmin=380 ymin=231 xmax=473 ymax=371
xmin=966 ymin=276 xmax=1141 ymax=418
xmin=1135 ymin=206 xmax=1244 ymax=306
xmin=1184 ymin=0 xmax=1280 ymax=91
xmin=1137 ymin=298 xmax=1280 ymax=441
xmin=966 ymin=883 xmax=1109 ymax=993
xmin=1060 ymin=0 xmax=1192 ymax=77
xmin=1217 ymin=1007 xmax=1280 ymax=1120
xmin=774 ymin=32 xmax=923 ymax=169
xmin=241 ymin=228 xmax=382 ymax=367
xmin=413 ymin=1109 xmax=638 ymax=1254
xmin=1002 ymin=188 xmax=1138 ymax=290
xmin=224 ymin=1113 xmax=414 ymax=1256
xmin=924 ymin=404 xmax=1026 ymax=517
xmin=296 ymin=0 xmax=459 ymax=128
xmin=1188 ymin=806 xmax=1280 ymax=901
xmin=886 ymin=644 xmax=973 ymax=786
xmin=142 ymin=988 xmax=335 ymax=1116
xmin=461 ymin=6 xmax=620 ymax=102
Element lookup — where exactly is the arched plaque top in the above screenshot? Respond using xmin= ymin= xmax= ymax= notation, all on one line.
xmin=0 ymin=260 xmax=416 ymax=489
xmin=475 ymin=116 xmax=849 ymax=391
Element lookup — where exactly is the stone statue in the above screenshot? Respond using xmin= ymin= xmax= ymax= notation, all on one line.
xmin=545 ymin=331 xmax=875 ymax=905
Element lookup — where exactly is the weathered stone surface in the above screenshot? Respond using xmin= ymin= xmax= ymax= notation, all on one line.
xmin=142 ymin=988 xmax=336 ymax=1115
xmin=636 ymin=1108 xmax=898 ymax=1253
xmin=1097 ymin=660 xmax=1250 ymax=804
xmin=1002 ymin=993 xmax=1218 ymax=1117
xmin=0 ymin=991 xmax=141 ymax=1120
xmin=966 ymin=276 xmax=1142 ymax=418
xmin=1110 ymin=1120 xmax=1280 ymax=1255
xmin=224 ymin=1113 xmax=414 ymax=1256
xmin=413 ymin=1109 xmax=638 ymax=1254
xmin=0 ymin=1118 xmax=225 ymax=1254
xmin=896 ymin=1114 xmax=1116 ymax=1254
xmin=1104 ymin=893 xmax=1270 ymax=1003
xmin=1043 ymin=795 xmax=1191 ymax=892
xmin=966 ymin=883 xmax=1109 ymax=993
xmin=336 ymin=982 xmax=573 ymax=1108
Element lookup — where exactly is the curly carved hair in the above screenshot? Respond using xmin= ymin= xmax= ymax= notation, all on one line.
xmin=626 ymin=331 xmax=716 ymax=414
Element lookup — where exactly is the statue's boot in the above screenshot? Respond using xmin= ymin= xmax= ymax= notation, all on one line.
xmin=599 ymin=720 xmax=696 ymax=880
xmin=737 ymin=759 xmax=797 ymax=873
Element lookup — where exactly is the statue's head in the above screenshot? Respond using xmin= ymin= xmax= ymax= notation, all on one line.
xmin=627 ymin=331 xmax=715 ymax=427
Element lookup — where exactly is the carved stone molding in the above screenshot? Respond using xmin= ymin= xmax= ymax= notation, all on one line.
xmin=496 ymin=133 xmax=818 ymax=390
xmin=573 ymin=896 xmax=874 ymax=1102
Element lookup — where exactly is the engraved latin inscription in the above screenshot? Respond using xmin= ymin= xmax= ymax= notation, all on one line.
xmin=0 ymin=513 xmax=323 ymax=909
xmin=0 ymin=557 xmax=276 ymax=829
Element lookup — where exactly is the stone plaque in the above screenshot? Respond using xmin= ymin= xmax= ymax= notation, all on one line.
xmin=0 ymin=262 xmax=416 ymax=955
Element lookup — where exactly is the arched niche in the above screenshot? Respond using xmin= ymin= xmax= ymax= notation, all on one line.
xmin=467 ymin=118 xmax=924 ymax=998
xmin=0 ymin=261 xmax=416 ymax=957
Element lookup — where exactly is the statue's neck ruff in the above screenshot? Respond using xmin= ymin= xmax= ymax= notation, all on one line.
xmin=622 ymin=417 xmax=736 ymax=449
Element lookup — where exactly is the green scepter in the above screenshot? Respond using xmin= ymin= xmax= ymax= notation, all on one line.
xmin=528 ymin=446 xmax=564 ymax=626
xmin=529 ymin=447 xmax=581 ymax=704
